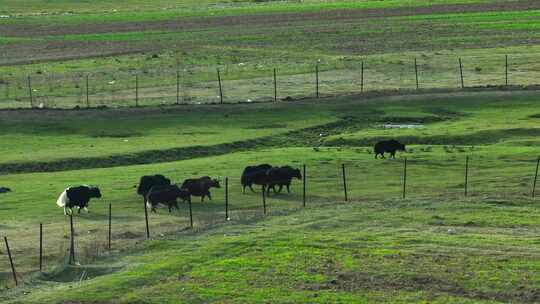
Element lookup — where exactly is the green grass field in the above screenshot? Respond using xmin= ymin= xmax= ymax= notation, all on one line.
xmin=0 ymin=90 xmax=540 ymax=302
xmin=1 ymin=0 xmax=540 ymax=302
xmin=2 ymin=0 xmax=540 ymax=108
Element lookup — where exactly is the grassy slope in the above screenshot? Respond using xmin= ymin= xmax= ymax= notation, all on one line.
xmin=0 ymin=0 xmax=539 ymax=301
xmin=3 ymin=196 xmax=540 ymax=303
xmin=0 ymin=91 xmax=539 ymax=289
xmin=325 ymin=91 xmax=540 ymax=146
xmin=0 ymin=102 xmax=336 ymax=164
xmin=1 ymin=90 xmax=539 ymax=165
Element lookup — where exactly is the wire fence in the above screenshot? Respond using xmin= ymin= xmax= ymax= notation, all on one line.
xmin=1 ymin=154 xmax=539 ymax=288
xmin=2 ymin=53 xmax=540 ymax=109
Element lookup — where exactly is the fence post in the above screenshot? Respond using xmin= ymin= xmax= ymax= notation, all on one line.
xmin=39 ymin=223 xmax=43 ymax=272
xmin=108 ymin=203 xmax=112 ymax=250
xmin=505 ymin=55 xmax=509 ymax=86
xmin=143 ymin=199 xmax=150 ymax=239
xmin=532 ymin=156 xmax=539 ymax=198
xmin=303 ymin=164 xmax=306 ymax=207
xmin=176 ymin=70 xmax=181 ymax=105
xmin=4 ymin=237 xmax=17 ymax=286
xmin=315 ymin=63 xmax=319 ymax=98
xmin=414 ymin=57 xmax=419 ymax=89
xmin=262 ymin=187 xmax=267 ymax=215
xmin=69 ymin=214 xmax=75 ymax=264
xmin=217 ymin=68 xmax=223 ymax=104
xmin=85 ymin=74 xmax=90 ymax=108
xmin=341 ymin=163 xmax=348 ymax=202
xmin=225 ymin=177 xmax=229 ymax=220
xmin=273 ymin=68 xmax=277 ymax=102
xmin=465 ymin=156 xmax=469 ymax=197
xmin=188 ymin=198 xmax=193 ymax=228
xmin=135 ymin=74 xmax=139 ymax=107
xmin=402 ymin=157 xmax=407 ymax=199
xmin=360 ymin=60 xmax=364 ymax=93
xmin=27 ymin=76 xmax=33 ymax=108
xmin=459 ymin=58 xmax=464 ymax=89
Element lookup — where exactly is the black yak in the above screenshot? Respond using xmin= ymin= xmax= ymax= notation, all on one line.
xmin=137 ymin=175 xmax=171 ymax=200
xmin=374 ymin=139 xmax=406 ymax=159
xmin=241 ymin=164 xmax=272 ymax=193
xmin=0 ymin=187 xmax=11 ymax=194
xmin=146 ymin=184 xmax=190 ymax=213
xmin=181 ymin=176 xmax=220 ymax=202
xmin=265 ymin=166 xmax=302 ymax=195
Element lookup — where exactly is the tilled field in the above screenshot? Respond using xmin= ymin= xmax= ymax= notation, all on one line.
xmin=1 ymin=1 xmax=540 ymax=65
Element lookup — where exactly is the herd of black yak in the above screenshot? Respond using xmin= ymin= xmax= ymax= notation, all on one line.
xmin=0 ymin=139 xmax=406 ymax=215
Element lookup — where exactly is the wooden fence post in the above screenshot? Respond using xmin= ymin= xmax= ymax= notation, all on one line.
xmin=39 ymin=223 xmax=43 ymax=272
xmin=225 ymin=177 xmax=229 ymax=220
xmin=86 ymin=74 xmax=90 ymax=108
xmin=342 ymin=163 xmax=348 ymax=202
xmin=135 ymin=74 xmax=139 ymax=107
xmin=465 ymin=156 xmax=469 ymax=197
xmin=4 ymin=237 xmax=17 ymax=286
xmin=217 ymin=68 xmax=223 ymax=104
xmin=532 ymin=156 xmax=539 ymax=198
xmin=315 ymin=64 xmax=319 ymax=98
xmin=27 ymin=76 xmax=33 ymax=108
xmin=303 ymin=164 xmax=306 ymax=207
xmin=108 ymin=203 xmax=112 ymax=250
xmin=69 ymin=214 xmax=75 ymax=264
xmin=360 ymin=61 xmax=364 ymax=93
xmin=176 ymin=70 xmax=181 ymax=105
xmin=273 ymin=68 xmax=277 ymax=102
xmin=414 ymin=57 xmax=419 ymax=89
xmin=143 ymin=199 xmax=150 ymax=239
xmin=402 ymin=157 xmax=407 ymax=199
xmin=505 ymin=55 xmax=509 ymax=86
xmin=262 ymin=187 xmax=267 ymax=215
xmin=188 ymin=198 xmax=193 ymax=228
xmin=459 ymin=58 xmax=464 ymax=89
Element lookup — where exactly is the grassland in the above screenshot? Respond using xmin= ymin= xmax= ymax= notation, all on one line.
xmin=1 ymin=0 xmax=540 ymax=302
xmin=2 ymin=0 xmax=540 ymax=109
xmin=0 ymin=90 xmax=539 ymax=303
xmin=2 ymin=194 xmax=540 ymax=303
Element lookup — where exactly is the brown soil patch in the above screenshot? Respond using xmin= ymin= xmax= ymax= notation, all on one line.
xmin=1 ymin=1 xmax=539 ymax=66
xmin=2 ymin=1 xmax=539 ymax=37
xmin=301 ymin=270 xmax=540 ymax=303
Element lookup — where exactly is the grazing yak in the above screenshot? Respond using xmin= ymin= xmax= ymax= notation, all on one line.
xmin=56 ymin=185 xmax=102 ymax=215
xmin=0 ymin=187 xmax=11 ymax=194
xmin=241 ymin=164 xmax=272 ymax=193
xmin=374 ymin=139 xmax=406 ymax=159
xmin=265 ymin=166 xmax=302 ymax=195
xmin=181 ymin=176 xmax=220 ymax=202
xmin=146 ymin=184 xmax=190 ymax=213
xmin=137 ymin=174 xmax=171 ymax=201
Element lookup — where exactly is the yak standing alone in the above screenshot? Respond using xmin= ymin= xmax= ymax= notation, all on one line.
xmin=0 ymin=187 xmax=11 ymax=194
xmin=56 ymin=185 xmax=102 ymax=215
xmin=374 ymin=139 xmax=406 ymax=159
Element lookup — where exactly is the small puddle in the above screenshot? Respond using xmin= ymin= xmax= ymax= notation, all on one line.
xmin=381 ymin=124 xmax=424 ymax=129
